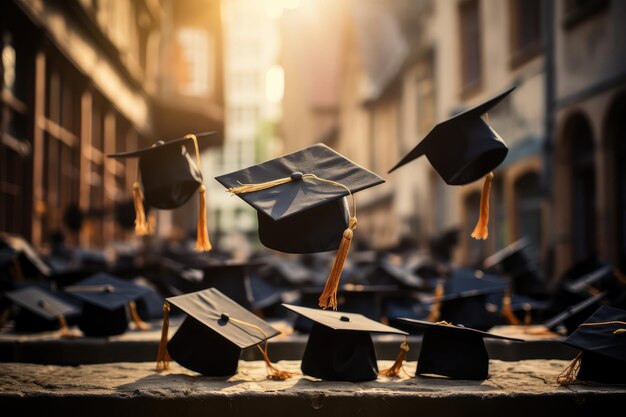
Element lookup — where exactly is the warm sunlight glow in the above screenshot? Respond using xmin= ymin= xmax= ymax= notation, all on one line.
xmin=265 ymin=64 xmax=284 ymax=103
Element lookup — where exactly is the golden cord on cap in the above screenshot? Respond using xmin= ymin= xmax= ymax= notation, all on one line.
xmin=156 ymin=302 xmax=171 ymax=371
xmin=379 ymin=337 xmax=410 ymax=377
xmin=471 ymin=171 xmax=494 ymax=240
xmin=128 ymin=300 xmax=151 ymax=331
xmin=133 ymin=181 xmax=150 ymax=236
xmin=502 ymin=287 xmax=521 ymax=326
xmin=185 ymin=134 xmax=212 ymax=252
xmin=426 ymin=281 xmax=444 ymax=322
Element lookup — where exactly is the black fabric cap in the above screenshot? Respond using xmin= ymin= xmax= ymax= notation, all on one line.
xmin=283 ymin=303 xmax=406 ymax=382
xmin=542 ymin=291 xmax=608 ymax=334
xmin=64 ymin=273 xmax=151 ymax=337
xmin=5 ymin=286 xmax=80 ymax=332
xmin=107 ymin=132 xmax=215 ymax=209
xmin=398 ymin=318 xmax=523 ymax=380
xmin=215 ymin=143 xmax=384 ymax=253
xmin=388 ymin=86 xmax=515 ymax=184
xmin=166 ymin=288 xmax=280 ymax=376
xmin=563 ymin=305 xmax=626 ymax=384
xmin=0 ymin=232 xmax=52 ymax=277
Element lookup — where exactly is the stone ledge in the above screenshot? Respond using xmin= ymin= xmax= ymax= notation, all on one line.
xmin=0 ymin=360 xmax=624 ymax=417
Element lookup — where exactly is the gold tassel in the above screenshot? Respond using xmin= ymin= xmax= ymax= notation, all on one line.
xmin=318 ymin=217 xmax=357 ymax=310
xmin=471 ymin=171 xmax=494 ymax=240
xmin=133 ymin=181 xmax=150 ymax=236
xmin=502 ymin=287 xmax=520 ymax=325
xmin=227 ymin=177 xmax=294 ymax=195
xmin=128 ymin=301 xmax=151 ymax=331
xmin=156 ymin=302 xmax=171 ymax=371
xmin=379 ymin=337 xmax=410 ymax=377
xmin=557 ymin=352 xmax=583 ymax=385
xmin=57 ymin=314 xmax=79 ymax=339
xmin=426 ymin=281 xmax=445 ymax=322
xmin=195 ymin=185 xmax=212 ymax=252
xmin=257 ymin=342 xmax=296 ymax=381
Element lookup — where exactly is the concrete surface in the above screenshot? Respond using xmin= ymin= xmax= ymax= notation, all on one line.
xmin=1 ymin=360 xmax=625 ymax=416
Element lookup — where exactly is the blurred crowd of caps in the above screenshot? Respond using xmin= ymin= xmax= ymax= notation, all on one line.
xmin=1 ymin=230 xmax=625 ymax=338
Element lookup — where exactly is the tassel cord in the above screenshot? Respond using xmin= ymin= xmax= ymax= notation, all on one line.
xmin=379 ymin=337 xmax=410 ymax=377
xmin=184 ymin=134 xmax=212 ymax=252
xmin=128 ymin=301 xmax=151 ymax=331
xmin=471 ymin=171 xmax=494 ymax=240
xmin=156 ymin=302 xmax=171 ymax=371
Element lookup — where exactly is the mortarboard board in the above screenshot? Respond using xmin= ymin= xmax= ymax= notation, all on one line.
xmin=283 ymin=303 xmax=408 ymax=381
xmin=388 ymin=86 xmax=516 ymax=240
xmin=5 ymin=286 xmax=80 ymax=335
xmin=398 ymin=318 xmax=523 ymax=380
xmin=64 ymin=273 xmax=151 ymax=337
xmin=368 ymin=255 xmax=427 ymax=290
xmin=107 ymin=132 xmax=215 ymax=251
xmin=156 ymin=288 xmax=293 ymax=379
xmin=215 ymin=143 xmax=385 ymax=309
xmin=557 ymin=305 xmax=626 ymax=385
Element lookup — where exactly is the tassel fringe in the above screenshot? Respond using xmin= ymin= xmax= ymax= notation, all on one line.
xmin=128 ymin=301 xmax=151 ymax=331
xmin=319 ymin=217 xmax=357 ymax=310
xmin=379 ymin=339 xmax=410 ymax=377
xmin=195 ymin=185 xmax=212 ymax=252
xmin=557 ymin=352 xmax=583 ymax=386
xmin=502 ymin=288 xmax=521 ymax=325
xmin=133 ymin=181 xmax=150 ymax=236
xmin=156 ymin=302 xmax=171 ymax=371
xmin=57 ymin=314 xmax=79 ymax=339
xmin=471 ymin=172 xmax=494 ymax=240
xmin=257 ymin=342 xmax=296 ymax=381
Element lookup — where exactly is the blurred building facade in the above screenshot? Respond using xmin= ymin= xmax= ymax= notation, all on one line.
xmin=0 ymin=0 xmax=224 ymax=252
xmin=279 ymin=0 xmax=626 ymax=282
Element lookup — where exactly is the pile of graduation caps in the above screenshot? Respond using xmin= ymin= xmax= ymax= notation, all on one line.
xmin=2 ymin=86 xmax=625 ymax=385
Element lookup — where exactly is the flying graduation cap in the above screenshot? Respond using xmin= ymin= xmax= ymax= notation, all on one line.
xmin=557 ymin=305 xmax=626 ymax=385
xmin=388 ymin=86 xmax=516 ymax=240
xmin=398 ymin=318 xmax=523 ymax=380
xmin=107 ymin=132 xmax=215 ymax=251
xmin=215 ymin=143 xmax=385 ymax=310
xmin=156 ymin=288 xmax=294 ymax=379
xmin=283 ymin=304 xmax=409 ymax=381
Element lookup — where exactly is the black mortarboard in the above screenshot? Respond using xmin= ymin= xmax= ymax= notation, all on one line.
xmin=199 ymin=261 xmax=260 ymax=310
xmin=159 ymin=288 xmax=283 ymax=377
xmin=388 ymin=87 xmax=516 ymax=240
xmin=542 ymin=291 xmax=608 ymax=335
xmin=388 ymin=87 xmax=514 ymax=181
xmin=5 ymin=286 xmax=80 ymax=333
xmin=423 ymin=269 xmax=508 ymax=330
xmin=483 ymin=237 xmax=546 ymax=298
xmin=283 ymin=303 xmax=408 ymax=382
xmin=64 ymin=273 xmax=151 ymax=337
xmin=0 ymin=232 xmax=52 ymax=279
xmin=369 ymin=255 xmax=426 ymax=290
xmin=398 ymin=318 xmax=523 ymax=380
xmin=215 ymin=143 xmax=384 ymax=309
xmin=107 ymin=132 xmax=214 ymax=250
xmin=559 ymin=305 xmax=626 ymax=385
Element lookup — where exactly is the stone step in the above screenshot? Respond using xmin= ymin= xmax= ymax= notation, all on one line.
xmin=1 ymin=360 xmax=624 ymax=417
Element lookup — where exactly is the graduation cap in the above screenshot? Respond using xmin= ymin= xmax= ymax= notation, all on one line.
xmin=156 ymin=288 xmax=294 ymax=379
xmin=423 ymin=269 xmax=508 ymax=330
xmin=215 ymin=143 xmax=385 ymax=309
xmin=542 ymin=291 xmax=608 ymax=336
xmin=283 ymin=303 xmax=409 ymax=381
xmin=107 ymin=132 xmax=215 ymax=251
xmin=398 ymin=318 xmax=523 ymax=380
xmin=0 ymin=232 xmax=52 ymax=279
xmin=388 ymin=86 xmax=516 ymax=240
xmin=64 ymin=273 xmax=151 ymax=337
xmin=557 ymin=305 xmax=626 ymax=385
xmin=5 ymin=286 xmax=80 ymax=336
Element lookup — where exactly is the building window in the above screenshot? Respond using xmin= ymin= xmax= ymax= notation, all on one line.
xmin=514 ymin=171 xmax=542 ymax=263
xmin=176 ymin=27 xmax=214 ymax=97
xmin=458 ymin=0 xmax=482 ymax=96
xmin=509 ymin=0 xmax=542 ymax=67
xmin=563 ymin=0 xmax=609 ymax=30
xmin=416 ymin=50 xmax=436 ymax=136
